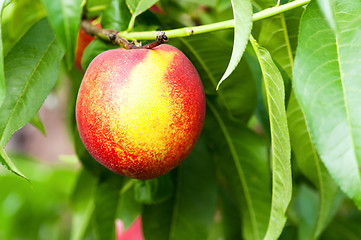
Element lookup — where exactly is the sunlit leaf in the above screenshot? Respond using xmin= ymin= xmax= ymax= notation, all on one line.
xmin=0 ymin=19 xmax=64 ymax=177
xmin=0 ymin=0 xmax=12 ymax=106
xmin=293 ymin=0 xmax=361 ymax=209
xmin=41 ymin=0 xmax=82 ymax=68
xmin=216 ymin=0 xmax=252 ymax=89
xmin=250 ymin=38 xmax=291 ymax=240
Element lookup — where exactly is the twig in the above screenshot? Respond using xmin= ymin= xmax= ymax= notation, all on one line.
xmin=80 ymin=20 xmax=168 ymax=50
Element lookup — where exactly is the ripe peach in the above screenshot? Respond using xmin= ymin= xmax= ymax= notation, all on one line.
xmin=76 ymin=44 xmax=205 ymax=179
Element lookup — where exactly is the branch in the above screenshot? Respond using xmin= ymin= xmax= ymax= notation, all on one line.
xmin=80 ymin=21 xmax=168 ymax=49
xmin=81 ymin=20 xmax=134 ymax=49
xmin=81 ymin=0 xmax=310 ymax=45
xmin=119 ymin=0 xmax=311 ymax=40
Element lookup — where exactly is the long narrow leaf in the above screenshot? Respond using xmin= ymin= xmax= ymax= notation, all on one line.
xmin=41 ymin=0 xmax=82 ymax=68
xmin=206 ymin=102 xmax=271 ymax=240
xmin=250 ymin=37 xmax=292 ymax=240
xmin=217 ymin=0 xmax=252 ymax=88
xmin=0 ymin=19 xmax=64 ymax=176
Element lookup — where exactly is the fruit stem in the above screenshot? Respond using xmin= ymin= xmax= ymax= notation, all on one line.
xmin=118 ymin=0 xmax=310 ymax=40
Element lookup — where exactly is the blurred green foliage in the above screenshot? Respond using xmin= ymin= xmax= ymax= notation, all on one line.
xmin=0 ymin=154 xmax=78 ymax=240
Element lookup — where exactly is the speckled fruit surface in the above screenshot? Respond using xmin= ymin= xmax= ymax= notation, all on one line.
xmin=76 ymin=44 xmax=205 ymax=179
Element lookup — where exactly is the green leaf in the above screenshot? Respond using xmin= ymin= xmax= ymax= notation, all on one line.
xmin=126 ymin=0 xmax=159 ymax=16
xmin=0 ymin=0 xmax=11 ymax=106
xmin=287 ymin=93 xmax=340 ymax=238
xmin=216 ymin=0 xmax=253 ymax=89
xmin=81 ymin=39 xmax=118 ymax=71
xmin=250 ymin=38 xmax=292 ymax=240
xmin=206 ymin=102 xmax=271 ymax=240
xmin=29 ymin=113 xmax=46 ymax=136
xmin=258 ymin=8 xmax=304 ymax=77
xmin=293 ymin=0 xmax=361 ymax=209
xmin=101 ymin=0 xmax=131 ymax=31
xmin=176 ymin=34 xmax=257 ymax=122
xmin=134 ymin=174 xmax=174 ymax=204
xmin=0 ymin=19 xmax=64 ymax=176
xmin=86 ymin=0 xmax=111 ymax=18
xmin=2 ymin=0 xmax=47 ymax=56
xmin=70 ymin=169 xmax=97 ymax=240
xmin=0 ymin=145 xmax=26 ymax=179
xmin=94 ymin=174 xmax=123 ymax=240
xmin=316 ymin=0 xmax=336 ymax=31
xmin=294 ymin=184 xmax=320 ymax=240
xmin=142 ymin=135 xmax=217 ymax=240
xmin=41 ymin=0 xmax=82 ymax=68
xmin=252 ymin=0 xmax=275 ymax=10
xmin=117 ymin=182 xmax=142 ymax=229
xmin=219 ymin=188 xmax=242 ymax=240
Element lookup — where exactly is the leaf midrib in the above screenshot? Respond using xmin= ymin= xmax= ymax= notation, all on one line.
xmin=0 ymin=38 xmax=56 ymax=145
xmin=208 ymin=100 xmax=259 ymax=240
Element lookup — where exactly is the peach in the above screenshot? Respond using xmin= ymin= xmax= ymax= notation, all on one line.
xmin=76 ymin=44 xmax=205 ymax=179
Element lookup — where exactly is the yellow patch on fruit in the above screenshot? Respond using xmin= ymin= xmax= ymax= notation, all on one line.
xmin=111 ymin=49 xmax=176 ymax=161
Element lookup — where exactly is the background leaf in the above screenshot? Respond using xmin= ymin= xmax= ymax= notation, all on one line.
xmin=258 ymin=8 xmax=304 ymax=78
xmin=293 ymin=0 xmax=361 ymax=209
xmin=0 ymin=18 xmax=64 ymax=176
xmin=0 ymin=0 xmax=11 ymax=106
xmin=41 ymin=0 xmax=82 ymax=68
xmin=250 ymin=38 xmax=292 ymax=240
xmin=117 ymin=181 xmax=142 ymax=229
xmin=126 ymin=0 xmax=159 ymax=16
xmin=70 ymin=169 xmax=97 ymax=240
xmin=101 ymin=0 xmax=131 ymax=31
xmin=287 ymin=93 xmax=340 ymax=238
xmin=176 ymin=33 xmax=257 ymax=122
xmin=205 ymin=102 xmax=271 ymax=240
xmin=94 ymin=174 xmax=124 ymax=240
xmin=217 ymin=0 xmax=253 ymax=88
xmin=142 ymin=135 xmax=217 ymax=240
xmin=134 ymin=174 xmax=173 ymax=204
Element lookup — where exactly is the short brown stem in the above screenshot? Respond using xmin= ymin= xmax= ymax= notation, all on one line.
xmin=136 ymin=31 xmax=168 ymax=49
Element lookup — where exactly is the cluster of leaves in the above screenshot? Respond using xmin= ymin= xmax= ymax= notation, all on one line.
xmin=1 ymin=0 xmax=361 ymax=239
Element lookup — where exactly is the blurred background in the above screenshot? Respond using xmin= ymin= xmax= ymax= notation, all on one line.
xmin=1 ymin=71 xmax=80 ymax=240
